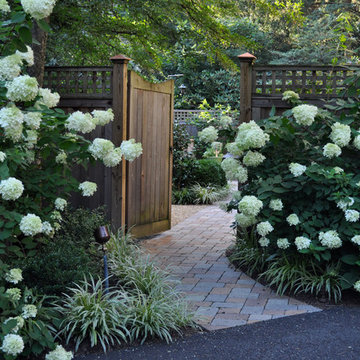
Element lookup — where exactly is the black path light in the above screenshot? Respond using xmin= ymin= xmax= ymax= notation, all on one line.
xmin=94 ymin=226 xmax=111 ymax=293
xmin=179 ymin=83 xmax=187 ymax=95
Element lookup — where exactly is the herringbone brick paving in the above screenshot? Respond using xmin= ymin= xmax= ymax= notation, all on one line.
xmin=141 ymin=206 xmax=320 ymax=330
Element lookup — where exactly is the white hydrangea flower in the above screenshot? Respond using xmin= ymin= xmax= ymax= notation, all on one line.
xmin=238 ymin=195 xmax=263 ymax=217
xmin=65 ymin=111 xmax=96 ymax=134
xmin=45 ymin=345 xmax=74 ymax=360
xmin=5 ymin=268 xmax=23 ymax=284
xmin=329 ymin=122 xmax=351 ymax=147
xmin=0 ymin=54 xmax=22 ymax=81
xmin=282 ymin=90 xmax=299 ymax=102
xmin=6 ymin=75 xmax=39 ymax=102
xmin=221 ymin=158 xmax=248 ymax=182
xmin=20 ymin=0 xmax=56 ymax=20
xmin=323 ymin=143 xmax=341 ymax=158
xmin=232 ymin=191 xmax=242 ymax=201
xmin=36 ymin=88 xmax=60 ymax=108
xmin=5 ymin=288 xmax=21 ymax=301
xmin=333 ymin=167 xmax=344 ymax=174
xmin=103 ymin=147 xmax=122 ymax=167
xmin=0 ymin=334 xmax=24 ymax=356
xmin=79 ymin=181 xmax=97 ymax=197
xmin=22 ymin=304 xmax=37 ymax=319
xmin=259 ymin=237 xmax=270 ymax=247
xmin=351 ymin=235 xmax=360 ymax=246
xmin=354 ymin=280 xmax=360 ymax=293
xmin=0 ymin=106 xmax=24 ymax=142
xmin=256 ymin=221 xmax=274 ymax=236
xmin=55 ymin=150 xmax=67 ymax=164
xmin=286 ymin=213 xmax=300 ymax=226
xmin=277 ymin=238 xmax=290 ymax=249
xmin=345 ymin=210 xmax=359 ymax=222
xmin=337 ymin=197 xmax=354 ymax=211
xmin=242 ymin=151 xmax=266 ymax=167
xmin=16 ymin=46 xmax=34 ymax=66
xmin=295 ymin=236 xmax=311 ymax=250
xmin=235 ymin=120 xmax=270 ymax=150
xmin=20 ymin=214 xmax=43 ymax=236
xmin=319 ymin=230 xmax=342 ymax=249
xmin=88 ymin=138 xmax=114 ymax=160
xmin=92 ymin=109 xmax=114 ymax=126
xmin=120 ymin=139 xmax=143 ymax=161
xmin=55 ymin=198 xmax=67 ymax=211
xmin=0 ymin=0 xmax=10 ymax=12
xmin=292 ymin=104 xmax=318 ymax=126
xmin=211 ymin=141 xmax=222 ymax=151
xmin=269 ymin=199 xmax=283 ymax=211
xmin=353 ymin=135 xmax=360 ymax=150
xmin=25 ymin=129 xmax=38 ymax=149
xmin=218 ymin=115 xmax=232 ymax=127
xmin=0 ymin=151 xmax=6 ymax=162
xmin=289 ymin=162 xmax=307 ymax=177
xmin=225 ymin=142 xmax=243 ymax=157
xmin=198 ymin=126 xmax=218 ymax=143
xmin=235 ymin=213 xmax=257 ymax=228
xmin=0 ymin=177 xmax=24 ymax=200
xmin=4 ymin=317 xmax=25 ymax=334
xmin=42 ymin=221 xmax=54 ymax=236
xmin=24 ymin=112 xmax=42 ymax=129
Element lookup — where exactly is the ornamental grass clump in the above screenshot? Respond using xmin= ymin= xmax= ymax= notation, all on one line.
xmin=224 ymin=90 xmax=360 ymax=301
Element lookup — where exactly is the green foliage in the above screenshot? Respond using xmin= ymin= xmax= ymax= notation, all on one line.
xmin=224 ymin=86 xmax=360 ymax=302
xmin=192 ymin=159 xmax=227 ymax=187
xmin=260 ymin=256 xmax=342 ymax=303
xmin=20 ymin=208 xmax=106 ymax=296
xmin=54 ymin=276 xmax=130 ymax=352
xmin=54 ymin=230 xmax=195 ymax=351
xmin=108 ymin=230 xmax=196 ymax=344
xmin=0 ymin=261 xmax=57 ymax=360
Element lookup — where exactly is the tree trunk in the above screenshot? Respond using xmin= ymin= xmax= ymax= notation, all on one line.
xmin=27 ymin=19 xmax=49 ymax=87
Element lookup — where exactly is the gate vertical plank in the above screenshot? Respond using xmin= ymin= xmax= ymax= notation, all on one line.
xmin=110 ymin=55 xmax=130 ymax=230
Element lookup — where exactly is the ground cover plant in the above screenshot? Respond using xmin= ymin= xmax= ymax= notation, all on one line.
xmin=54 ymin=230 xmax=195 ymax=352
xmin=223 ymin=89 xmax=360 ymax=302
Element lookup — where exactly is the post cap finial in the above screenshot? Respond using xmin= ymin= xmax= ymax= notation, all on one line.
xmin=237 ymin=52 xmax=257 ymax=62
xmin=110 ymin=54 xmax=131 ymax=63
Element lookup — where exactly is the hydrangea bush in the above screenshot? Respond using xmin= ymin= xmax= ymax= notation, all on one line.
xmin=0 ymin=261 xmax=73 ymax=360
xmin=0 ymin=0 xmax=142 ymax=259
xmin=224 ymin=91 xmax=360 ymax=300
xmin=191 ymin=99 xmax=238 ymax=159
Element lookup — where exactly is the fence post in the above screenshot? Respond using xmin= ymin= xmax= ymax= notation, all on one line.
xmin=238 ymin=52 xmax=256 ymax=123
xmin=110 ymin=54 xmax=131 ymax=230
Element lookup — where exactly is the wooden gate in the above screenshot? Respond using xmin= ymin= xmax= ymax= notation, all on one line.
xmin=126 ymin=71 xmax=174 ymax=237
xmin=43 ymin=56 xmax=174 ymax=238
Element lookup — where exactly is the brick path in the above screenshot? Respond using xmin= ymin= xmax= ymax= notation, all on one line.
xmin=141 ymin=206 xmax=321 ymax=331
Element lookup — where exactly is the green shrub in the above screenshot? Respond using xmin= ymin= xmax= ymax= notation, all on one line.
xmin=192 ymin=159 xmax=227 ymax=187
xmin=223 ymin=89 xmax=360 ymax=302
xmin=172 ymin=188 xmax=197 ymax=205
xmin=20 ymin=208 xmax=106 ymax=296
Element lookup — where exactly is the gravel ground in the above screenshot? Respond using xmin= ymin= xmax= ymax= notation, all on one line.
xmin=171 ymin=204 xmax=210 ymax=227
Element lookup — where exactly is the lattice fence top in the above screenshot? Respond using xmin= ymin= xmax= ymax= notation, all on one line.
xmin=253 ymin=65 xmax=360 ymax=98
xmin=43 ymin=66 xmax=113 ymax=99
xmin=174 ymin=109 xmax=214 ymax=123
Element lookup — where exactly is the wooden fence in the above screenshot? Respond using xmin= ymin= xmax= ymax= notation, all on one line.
xmin=238 ymin=53 xmax=360 ymax=123
xmin=44 ymin=56 xmax=174 ymax=237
